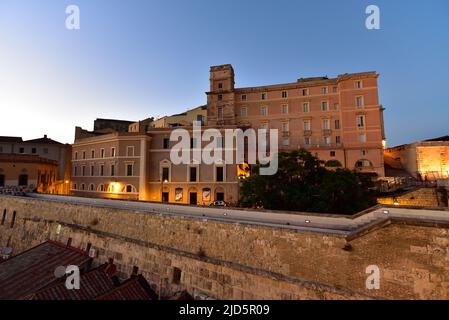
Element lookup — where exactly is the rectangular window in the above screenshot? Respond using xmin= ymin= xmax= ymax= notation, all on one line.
xmin=19 ymin=147 xmax=25 ymax=154
xmin=261 ymin=93 xmax=266 ymax=100
xmin=127 ymin=146 xmax=134 ymax=156
xmin=357 ymin=115 xmax=365 ymax=128
xmin=83 ymin=151 xmax=86 ymax=159
xmin=336 ymin=136 xmax=341 ymax=144
xmin=240 ymin=106 xmax=247 ymax=117
xmin=82 ymin=166 xmax=86 ymax=176
xmin=335 ymin=119 xmax=340 ymax=129
xmin=190 ymin=138 xmax=197 ymax=149
xmin=281 ymin=104 xmax=288 ymax=114
xmin=282 ymin=138 xmax=290 ymax=146
xmin=355 ymin=80 xmax=362 ymax=89
xmin=218 ymin=82 xmax=223 ymax=89
xmin=322 ymin=119 xmax=330 ymax=130
xmin=241 ymin=94 xmax=247 ymax=101
xmin=111 ymin=164 xmax=115 ymax=176
xmin=91 ymin=150 xmax=95 ymax=158
xmin=333 ymin=103 xmax=339 ymax=111
xmin=189 ymin=167 xmax=197 ymax=182
xmin=111 ymin=147 xmax=116 ymax=157
xmin=324 ymin=136 xmax=331 ymax=145
xmin=303 ymin=120 xmax=311 ymax=131
xmin=163 ymin=138 xmax=170 ymax=149
xmin=330 ymin=151 xmax=336 ymax=157
xmin=217 ymin=106 xmax=224 ymax=119
xmin=282 ymin=122 xmax=289 ymax=132
xmin=356 ymin=96 xmax=364 ymax=108
xmin=126 ymin=164 xmax=133 ymax=176
xmin=281 ymin=91 xmax=288 ymax=98
xmin=304 ymin=137 xmax=311 ymax=145
xmin=302 ymin=88 xmax=309 ymax=96
xmin=216 ymin=166 xmax=224 ymax=182
xmin=100 ymin=165 xmax=104 ymax=176
xmin=321 ymin=101 xmax=329 ymax=112
xmin=100 ymin=149 xmax=105 ymax=158
xmin=321 ymin=87 xmax=328 ymax=94
xmin=31 ymin=147 xmax=37 ymax=154
xmin=74 ymin=152 xmax=78 ymax=160
xmin=90 ymin=166 xmax=94 ymax=176
xmin=303 ymin=102 xmax=310 ymax=113
xmin=260 ymin=106 xmax=267 ymax=116
xmin=162 ymin=167 xmax=170 ymax=181
xmin=74 ymin=166 xmax=78 ymax=176
xmin=332 ymin=86 xmax=338 ymax=93
xmin=217 ymin=136 xmax=224 ymax=148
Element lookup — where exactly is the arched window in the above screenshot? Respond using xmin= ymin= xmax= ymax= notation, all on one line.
xmin=97 ymin=184 xmax=105 ymax=192
xmin=81 ymin=183 xmax=85 ymax=191
xmin=355 ymin=159 xmax=373 ymax=168
xmin=89 ymin=184 xmax=95 ymax=191
xmin=126 ymin=185 xmax=137 ymax=193
xmin=325 ymin=160 xmax=342 ymax=168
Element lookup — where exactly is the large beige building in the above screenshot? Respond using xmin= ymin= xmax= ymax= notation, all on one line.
xmin=71 ymin=64 xmax=386 ymax=203
xmin=207 ymin=64 xmax=386 ymax=176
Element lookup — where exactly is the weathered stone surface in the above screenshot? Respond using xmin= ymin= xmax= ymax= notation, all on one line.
xmin=0 ymin=196 xmax=448 ymax=299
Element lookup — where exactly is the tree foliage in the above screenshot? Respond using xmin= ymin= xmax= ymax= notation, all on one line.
xmin=239 ymin=150 xmax=377 ymax=214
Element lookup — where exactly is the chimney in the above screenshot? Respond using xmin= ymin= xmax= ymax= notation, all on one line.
xmin=44 ymin=134 xmax=47 ymax=139
xmin=131 ymin=266 xmax=139 ymax=277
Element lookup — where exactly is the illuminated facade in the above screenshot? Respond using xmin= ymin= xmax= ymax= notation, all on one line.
xmin=71 ymin=64 xmax=387 ymax=203
xmin=384 ymin=136 xmax=449 ymax=180
xmin=207 ymin=64 xmax=386 ymax=176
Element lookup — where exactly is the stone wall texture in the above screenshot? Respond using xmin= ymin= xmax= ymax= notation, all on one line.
xmin=378 ymin=187 xmax=448 ymax=207
xmin=1 ymin=195 xmax=448 ymax=300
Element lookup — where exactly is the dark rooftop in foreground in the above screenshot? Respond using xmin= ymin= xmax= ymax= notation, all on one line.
xmin=0 ymin=241 xmax=92 ymax=300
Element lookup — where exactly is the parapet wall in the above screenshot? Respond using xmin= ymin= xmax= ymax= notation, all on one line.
xmin=0 ymin=195 xmax=448 ymax=299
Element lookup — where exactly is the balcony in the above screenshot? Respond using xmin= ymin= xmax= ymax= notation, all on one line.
xmin=322 ymin=129 xmax=332 ymax=136
xmin=303 ymin=130 xmax=312 ymax=136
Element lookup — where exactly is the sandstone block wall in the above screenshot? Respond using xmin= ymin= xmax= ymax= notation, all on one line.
xmin=0 ymin=195 xmax=448 ymax=299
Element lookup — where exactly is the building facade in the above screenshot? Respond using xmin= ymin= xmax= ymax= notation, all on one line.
xmin=70 ymin=64 xmax=386 ymax=203
xmin=0 ymin=135 xmax=71 ymax=194
xmin=0 ymin=154 xmax=58 ymax=193
xmin=71 ymin=132 xmax=151 ymax=200
xmin=206 ymin=64 xmax=386 ymax=176
xmin=384 ymin=136 xmax=449 ymax=180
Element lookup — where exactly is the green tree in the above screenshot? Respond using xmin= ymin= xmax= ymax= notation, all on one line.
xmin=239 ymin=150 xmax=377 ymax=214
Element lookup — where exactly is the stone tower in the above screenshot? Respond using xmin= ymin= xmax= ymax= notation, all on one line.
xmin=206 ymin=64 xmax=236 ymax=126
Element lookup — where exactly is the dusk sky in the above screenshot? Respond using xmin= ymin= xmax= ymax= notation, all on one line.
xmin=0 ymin=0 xmax=448 ymax=146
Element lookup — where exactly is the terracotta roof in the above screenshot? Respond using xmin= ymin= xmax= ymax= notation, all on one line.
xmin=96 ymin=275 xmax=157 ymax=300
xmin=0 ymin=153 xmax=58 ymax=165
xmin=0 ymin=136 xmax=23 ymax=143
xmin=0 ymin=241 xmax=92 ymax=300
xmin=23 ymin=136 xmax=64 ymax=145
xmin=26 ymin=263 xmax=116 ymax=300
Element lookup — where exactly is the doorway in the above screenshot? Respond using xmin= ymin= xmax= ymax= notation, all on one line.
xmin=189 ymin=192 xmax=197 ymax=205
xmin=162 ymin=192 xmax=169 ymax=203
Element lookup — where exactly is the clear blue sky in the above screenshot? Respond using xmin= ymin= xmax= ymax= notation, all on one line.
xmin=0 ymin=0 xmax=448 ymax=145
